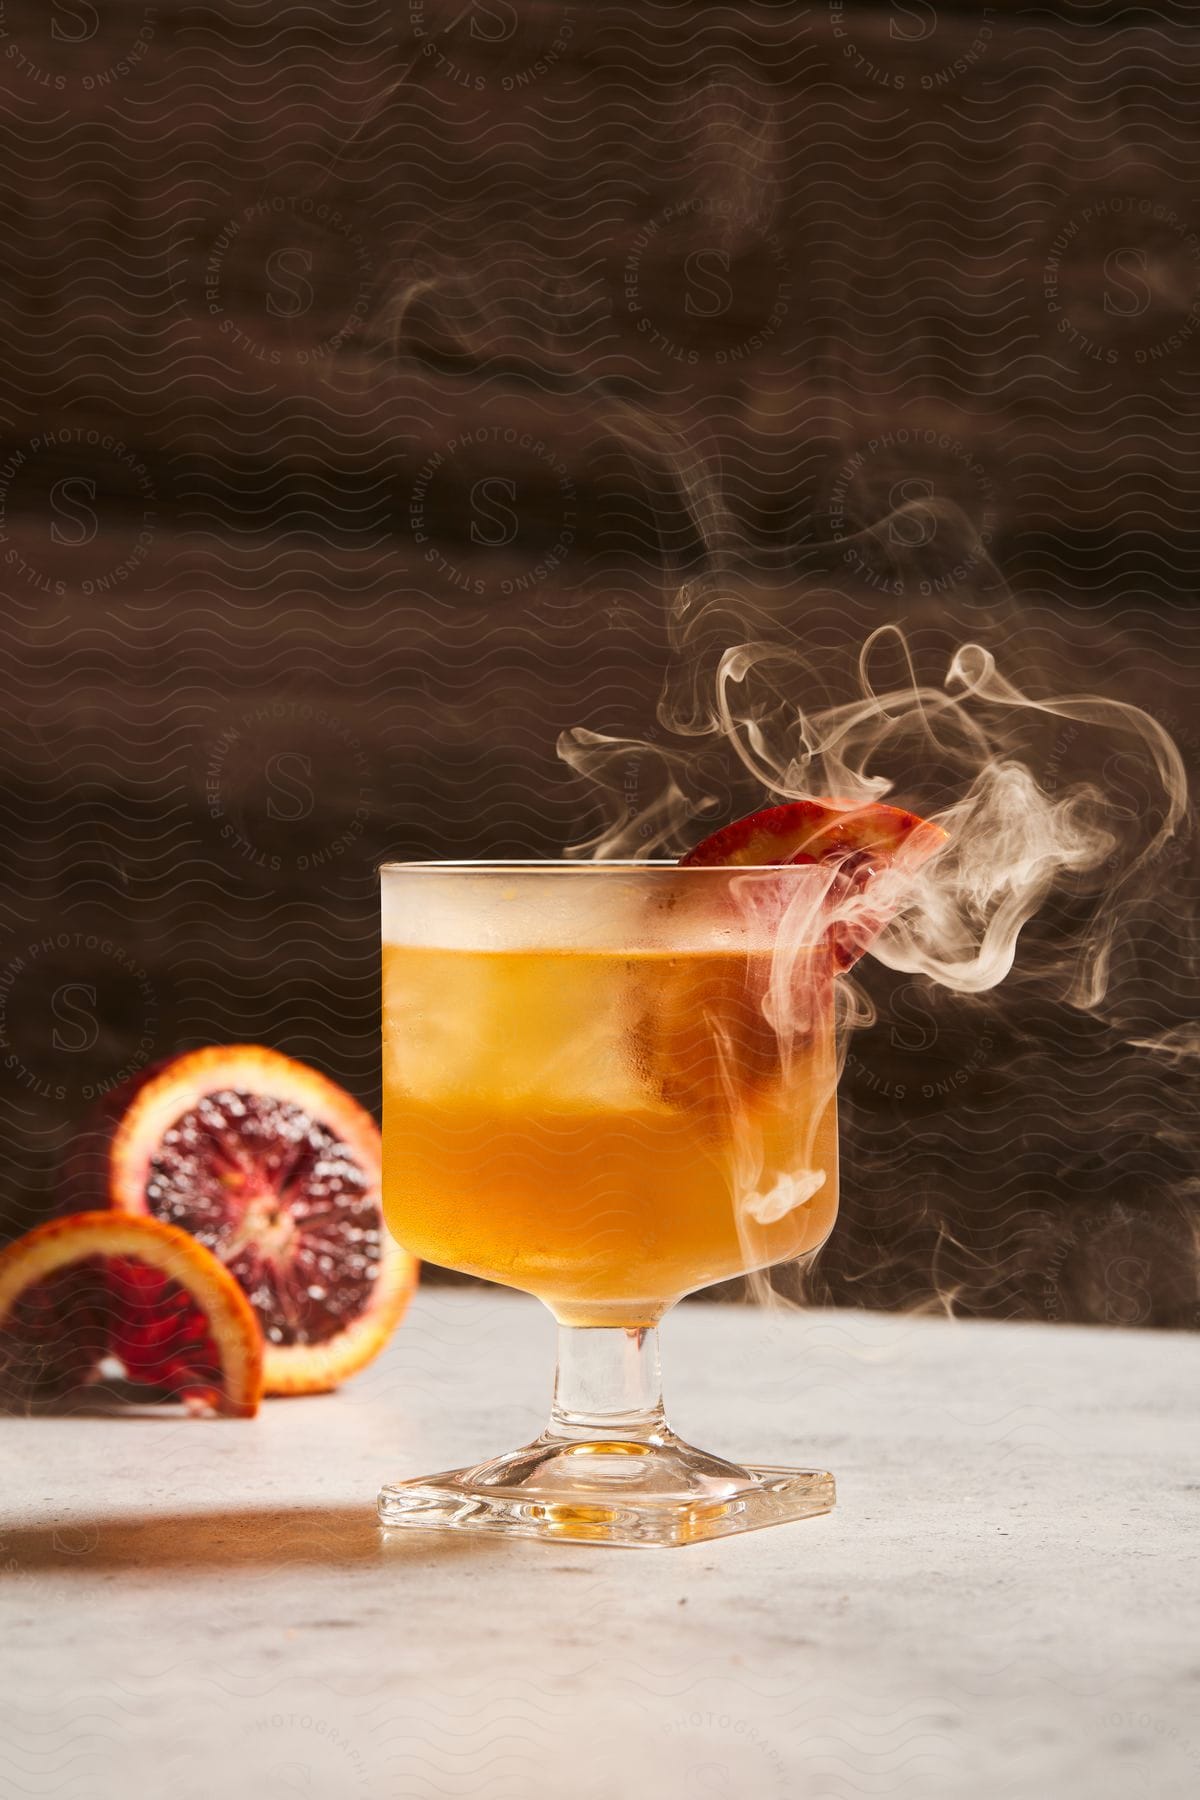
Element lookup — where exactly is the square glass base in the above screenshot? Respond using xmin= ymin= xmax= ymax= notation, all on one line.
xmin=379 ymin=1431 xmax=835 ymax=1548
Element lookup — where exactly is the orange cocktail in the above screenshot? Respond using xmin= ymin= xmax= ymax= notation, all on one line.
xmin=378 ymin=816 xmax=941 ymax=1546
xmin=382 ymin=872 xmax=838 ymax=1326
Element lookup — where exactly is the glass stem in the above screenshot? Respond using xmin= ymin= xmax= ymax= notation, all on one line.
xmin=548 ymin=1324 xmax=669 ymax=1443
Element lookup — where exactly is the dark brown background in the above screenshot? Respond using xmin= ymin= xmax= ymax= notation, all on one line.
xmin=1 ymin=1 xmax=1196 ymax=1327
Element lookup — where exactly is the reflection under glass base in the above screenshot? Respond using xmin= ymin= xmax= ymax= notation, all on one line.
xmin=378 ymin=1425 xmax=835 ymax=1548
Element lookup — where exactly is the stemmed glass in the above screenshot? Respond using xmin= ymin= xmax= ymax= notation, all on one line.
xmin=378 ymin=861 xmax=840 ymax=1547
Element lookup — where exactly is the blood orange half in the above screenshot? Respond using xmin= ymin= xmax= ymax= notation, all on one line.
xmin=680 ymin=798 xmax=947 ymax=968
xmin=108 ymin=1045 xmax=417 ymax=1395
xmin=0 ymin=1211 xmax=263 ymax=1417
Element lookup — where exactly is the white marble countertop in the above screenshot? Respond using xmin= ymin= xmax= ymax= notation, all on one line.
xmin=2 ymin=1289 xmax=1198 ymax=1798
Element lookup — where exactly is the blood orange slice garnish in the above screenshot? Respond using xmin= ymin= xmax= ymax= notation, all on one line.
xmin=0 ymin=1211 xmax=263 ymax=1417
xmin=107 ymin=1045 xmax=417 ymax=1395
xmin=679 ymin=798 xmax=947 ymax=968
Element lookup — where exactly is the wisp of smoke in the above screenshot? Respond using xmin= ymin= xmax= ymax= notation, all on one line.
xmin=560 ymin=610 xmax=1187 ymax=1009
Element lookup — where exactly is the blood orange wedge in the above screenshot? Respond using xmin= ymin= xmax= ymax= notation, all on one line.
xmin=107 ymin=1045 xmax=417 ymax=1396
xmin=680 ymin=798 xmax=947 ymax=968
xmin=0 ymin=1211 xmax=263 ymax=1416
